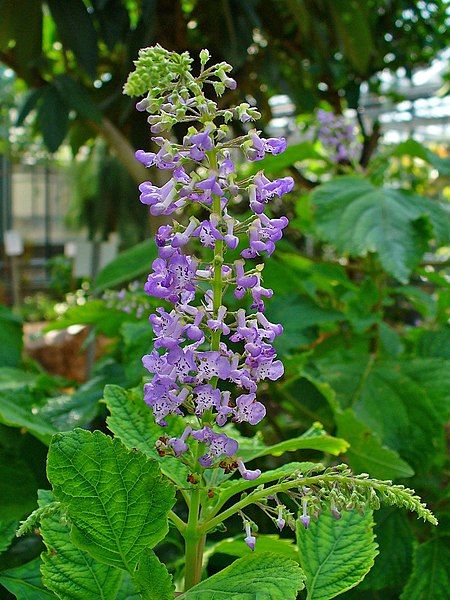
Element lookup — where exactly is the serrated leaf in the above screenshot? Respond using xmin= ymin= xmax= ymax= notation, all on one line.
xmin=0 ymin=557 xmax=56 ymax=599
xmin=336 ymin=409 xmax=414 ymax=479
xmin=315 ymin=355 xmax=448 ymax=471
xmin=180 ymin=552 xmax=305 ymax=599
xmin=133 ymin=549 xmax=174 ymax=600
xmin=39 ymin=492 xmax=123 ymax=600
xmin=92 ymin=239 xmax=157 ymax=293
xmin=311 ymin=176 xmax=450 ymax=282
xmin=103 ymin=385 xmax=188 ymax=488
xmin=297 ymin=510 xmax=378 ymax=600
xmin=401 ymin=539 xmax=450 ymax=600
xmin=0 ymin=519 xmax=18 ymax=553
xmin=47 ymin=429 xmax=175 ymax=572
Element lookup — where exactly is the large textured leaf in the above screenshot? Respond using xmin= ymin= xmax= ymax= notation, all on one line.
xmin=37 ymin=86 xmax=69 ymax=153
xmin=336 ymin=409 xmax=414 ymax=479
xmin=311 ymin=176 xmax=450 ymax=282
xmin=47 ymin=429 xmax=175 ymax=571
xmin=0 ymin=558 xmax=56 ymax=599
xmin=180 ymin=552 xmax=305 ymax=599
xmin=103 ymin=385 xmax=188 ymax=488
xmin=47 ymin=0 xmax=98 ymax=78
xmin=297 ymin=510 xmax=378 ymax=599
xmin=39 ymin=491 xmax=123 ymax=600
xmin=132 ymin=549 xmax=174 ymax=600
xmin=93 ymin=239 xmax=157 ymax=292
xmin=315 ymin=356 xmax=448 ymax=471
xmin=401 ymin=539 xmax=450 ymax=600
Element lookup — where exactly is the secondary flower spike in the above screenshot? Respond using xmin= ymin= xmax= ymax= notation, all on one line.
xmin=125 ymin=46 xmax=292 ymax=480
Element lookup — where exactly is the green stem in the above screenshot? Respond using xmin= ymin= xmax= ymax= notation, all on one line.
xmin=200 ymin=473 xmax=413 ymax=533
xmin=184 ymin=483 xmax=202 ymax=591
xmin=183 ymin=149 xmax=224 ymax=590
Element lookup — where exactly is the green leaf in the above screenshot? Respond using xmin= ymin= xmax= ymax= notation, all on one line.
xmin=0 ymin=387 xmax=58 ymax=444
xmin=180 ymin=552 xmax=305 ymax=599
xmin=359 ymin=508 xmax=413 ymax=592
xmin=16 ymin=88 xmax=44 ymax=126
xmin=54 ymin=75 xmax=102 ymax=122
xmin=401 ymin=539 xmax=450 ymax=600
xmin=330 ymin=1 xmax=373 ymax=74
xmin=0 ymin=0 xmax=42 ymax=67
xmin=239 ymin=425 xmax=348 ymax=463
xmin=0 ymin=452 xmax=39 ymax=519
xmin=315 ymin=355 xmax=448 ymax=471
xmin=336 ymin=409 xmax=414 ymax=479
xmin=103 ymin=385 xmax=188 ymax=488
xmin=39 ymin=491 xmax=123 ymax=600
xmin=0 ymin=557 xmax=56 ymax=599
xmin=391 ymin=139 xmax=450 ymax=176
xmin=244 ymin=142 xmax=322 ymax=175
xmin=206 ymin=535 xmax=299 ymax=564
xmin=37 ymin=86 xmax=70 ymax=153
xmin=0 ymin=520 xmax=19 ymax=554
xmin=133 ymin=550 xmax=174 ymax=600
xmin=46 ymin=301 xmax=135 ymax=337
xmin=0 ymin=305 xmax=23 ymax=368
xmin=297 ymin=509 xmax=378 ymax=600
xmin=47 ymin=428 xmax=175 ymax=572
xmin=311 ymin=176 xmax=450 ymax=282
xmin=92 ymin=239 xmax=157 ymax=293
xmin=47 ymin=0 xmax=98 ymax=78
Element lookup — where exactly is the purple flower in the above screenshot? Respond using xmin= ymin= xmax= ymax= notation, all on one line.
xmin=134 ymin=49 xmax=289 ymax=481
xmin=194 ymin=384 xmax=221 ymax=416
xmin=237 ymin=459 xmax=261 ymax=480
xmin=192 ymin=427 xmax=238 ymax=467
xmin=244 ymin=522 xmax=256 ymax=550
xmin=185 ymin=128 xmax=214 ymax=161
xmin=169 ymin=426 xmax=192 ymax=456
xmin=234 ymin=393 xmax=266 ymax=425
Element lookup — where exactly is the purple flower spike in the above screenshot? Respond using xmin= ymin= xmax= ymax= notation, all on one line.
xmin=134 ymin=48 xmax=289 ymax=481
